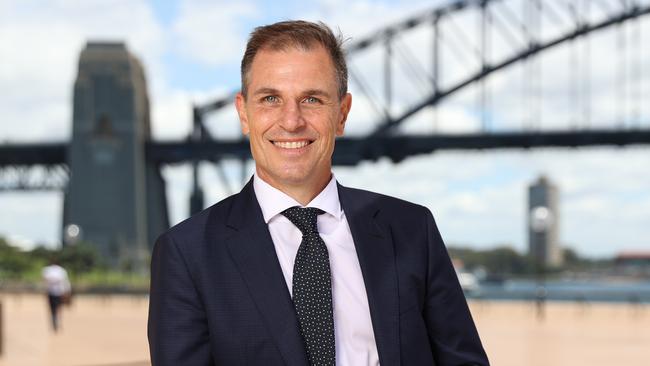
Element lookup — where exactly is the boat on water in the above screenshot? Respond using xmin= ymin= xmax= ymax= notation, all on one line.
xmin=457 ymin=270 xmax=480 ymax=292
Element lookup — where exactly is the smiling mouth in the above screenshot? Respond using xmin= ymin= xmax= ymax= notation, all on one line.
xmin=272 ymin=140 xmax=313 ymax=149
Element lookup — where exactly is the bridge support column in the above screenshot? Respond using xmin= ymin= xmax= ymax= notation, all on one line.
xmin=64 ymin=42 xmax=168 ymax=271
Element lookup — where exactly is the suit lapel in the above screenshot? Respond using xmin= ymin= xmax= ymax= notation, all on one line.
xmin=338 ymin=184 xmax=401 ymax=365
xmin=222 ymin=180 xmax=308 ymax=366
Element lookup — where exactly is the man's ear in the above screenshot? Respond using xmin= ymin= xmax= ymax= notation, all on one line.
xmin=235 ymin=92 xmax=250 ymax=135
xmin=336 ymin=93 xmax=352 ymax=136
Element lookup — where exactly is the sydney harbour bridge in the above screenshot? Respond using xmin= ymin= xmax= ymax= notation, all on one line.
xmin=1 ymin=0 xmax=650 ymax=267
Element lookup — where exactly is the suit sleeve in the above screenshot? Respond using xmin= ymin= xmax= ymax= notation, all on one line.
xmin=422 ymin=208 xmax=490 ymax=366
xmin=148 ymin=233 xmax=214 ymax=366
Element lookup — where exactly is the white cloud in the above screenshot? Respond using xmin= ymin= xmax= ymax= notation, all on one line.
xmin=172 ymin=0 xmax=257 ymax=66
xmin=0 ymin=192 xmax=63 ymax=250
xmin=161 ymin=164 xmax=192 ymax=226
xmin=150 ymin=87 xmax=237 ymax=140
xmin=304 ymin=0 xmax=435 ymax=37
xmin=151 ymin=90 xmax=194 ymax=140
xmin=399 ymin=104 xmax=481 ymax=134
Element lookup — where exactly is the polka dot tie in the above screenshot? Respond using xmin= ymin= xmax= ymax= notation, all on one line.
xmin=282 ymin=207 xmax=335 ymax=366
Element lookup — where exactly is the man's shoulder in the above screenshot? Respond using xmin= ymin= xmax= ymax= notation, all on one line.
xmin=157 ymin=192 xmax=239 ymax=243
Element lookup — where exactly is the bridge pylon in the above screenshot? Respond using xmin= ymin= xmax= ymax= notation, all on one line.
xmin=63 ymin=42 xmax=168 ymax=270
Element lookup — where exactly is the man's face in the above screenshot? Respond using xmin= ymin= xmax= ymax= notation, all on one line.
xmin=236 ymin=45 xmax=352 ymax=192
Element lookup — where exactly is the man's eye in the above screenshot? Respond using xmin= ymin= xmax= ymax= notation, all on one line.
xmin=263 ymin=96 xmax=278 ymax=103
xmin=304 ymin=96 xmax=319 ymax=104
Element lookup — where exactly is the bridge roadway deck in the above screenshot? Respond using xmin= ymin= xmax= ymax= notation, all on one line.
xmin=2 ymin=129 xmax=650 ymax=168
xmin=0 ymin=293 xmax=648 ymax=366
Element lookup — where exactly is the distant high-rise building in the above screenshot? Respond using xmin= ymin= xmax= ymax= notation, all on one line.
xmin=63 ymin=42 xmax=168 ymax=270
xmin=528 ymin=175 xmax=563 ymax=267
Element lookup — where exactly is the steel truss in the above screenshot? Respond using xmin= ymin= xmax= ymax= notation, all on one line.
xmin=0 ymin=164 xmax=68 ymax=191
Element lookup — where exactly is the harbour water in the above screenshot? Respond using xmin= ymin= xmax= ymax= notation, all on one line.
xmin=465 ymin=279 xmax=650 ymax=303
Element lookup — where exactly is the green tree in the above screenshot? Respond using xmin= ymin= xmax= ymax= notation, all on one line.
xmin=483 ymin=247 xmax=534 ymax=275
xmin=58 ymin=242 xmax=102 ymax=275
xmin=0 ymin=237 xmax=34 ymax=279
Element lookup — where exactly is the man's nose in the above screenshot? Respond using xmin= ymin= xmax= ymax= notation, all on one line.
xmin=279 ymin=100 xmax=305 ymax=131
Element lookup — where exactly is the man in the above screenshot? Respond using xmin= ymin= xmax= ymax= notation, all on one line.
xmin=42 ymin=259 xmax=71 ymax=332
xmin=148 ymin=20 xmax=489 ymax=366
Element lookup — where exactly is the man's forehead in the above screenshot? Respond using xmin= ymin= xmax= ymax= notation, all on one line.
xmin=247 ymin=46 xmax=337 ymax=81
xmin=251 ymin=43 xmax=328 ymax=62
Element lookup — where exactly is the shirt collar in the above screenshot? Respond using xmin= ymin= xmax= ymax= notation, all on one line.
xmin=253 ymin=173 xmax=342 ymax=224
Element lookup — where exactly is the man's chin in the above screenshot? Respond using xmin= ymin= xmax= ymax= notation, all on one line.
xmin=276 ymin=174 xmax=312 ymax=187
xmin=268 ymin=169 xmax=325 ymax=188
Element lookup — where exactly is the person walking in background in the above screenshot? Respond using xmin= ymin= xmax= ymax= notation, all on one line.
xmin=42 ymin=259 xmax=71 ymax=332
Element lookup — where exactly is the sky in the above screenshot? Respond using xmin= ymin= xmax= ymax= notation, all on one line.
xmin=1 ymin=0 xmax=649 ymax=257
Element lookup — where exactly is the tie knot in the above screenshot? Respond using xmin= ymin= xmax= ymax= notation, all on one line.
xmin=281 ymin=207 xmax=324 ymax=235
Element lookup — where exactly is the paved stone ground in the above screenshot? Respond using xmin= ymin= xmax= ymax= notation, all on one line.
xmin=471 ymin=300 xmax=650 ymax=366
xmin=0 ymin=293 xmax=648 ymax=366
xmin=0 ymin=294 xmax=150 ymax=366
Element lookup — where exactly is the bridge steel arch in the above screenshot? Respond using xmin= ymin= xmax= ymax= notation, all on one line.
xmin=364 ymin=0 xmax=650 ymax=137
xmin=195 ymin=0 xmax=650 ymax=139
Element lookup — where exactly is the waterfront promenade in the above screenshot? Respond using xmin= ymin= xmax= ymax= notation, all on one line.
xmin=0 ymin=293 xmax=648 ymax=366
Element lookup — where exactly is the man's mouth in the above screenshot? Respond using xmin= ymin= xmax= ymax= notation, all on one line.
xmin=272 ymin=140 xmax=313 ymax=149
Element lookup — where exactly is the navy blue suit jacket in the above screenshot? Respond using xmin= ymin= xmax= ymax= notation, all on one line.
xmin=148 ymin=179 xmax=489 ymax=365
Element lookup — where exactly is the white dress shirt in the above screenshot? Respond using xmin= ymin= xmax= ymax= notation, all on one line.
xmin=253 ymin=174 xmax=380 ymax=366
